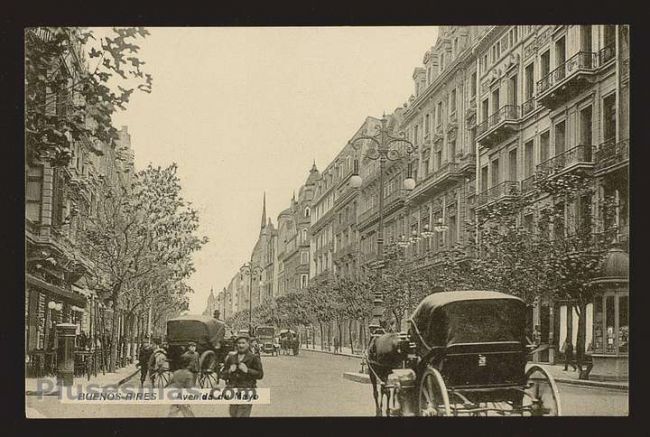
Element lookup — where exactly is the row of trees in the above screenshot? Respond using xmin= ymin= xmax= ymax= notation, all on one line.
xmin=79 ymin=164 xmax=207 ymax=371
xmin=225 ymin=171 xmax=615 ymax=363
xmin=26 ymin=27 xmax=207 ymax=372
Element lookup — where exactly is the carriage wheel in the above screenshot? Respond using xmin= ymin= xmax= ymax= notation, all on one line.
xmin=198 ymin=351 xmax=219 ymax=388
xmin=153 ymin=370 xmax=171 ymax=388
xmin=199 ymin=370 xmax=220 ymax=388
xmin=522 ymin=365 xmax=562 ymax=416
xmin=418 ymin=365 xmax=451 ymax=417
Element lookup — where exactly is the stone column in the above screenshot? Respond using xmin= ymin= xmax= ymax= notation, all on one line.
xmin=56 ymin=323 xmax=77 ymax=387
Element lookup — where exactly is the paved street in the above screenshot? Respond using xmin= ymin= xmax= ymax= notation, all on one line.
xmin=26 ymin=350 xmax=626 ymax=417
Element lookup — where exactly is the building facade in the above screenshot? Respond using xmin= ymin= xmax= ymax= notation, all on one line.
xmin=216 ymin=26 xmax=628 ymax=370
xmin=25 ymin=28 xmax=140 ymax=354
xmin=472 ymin=25 xmax=628 ymax=364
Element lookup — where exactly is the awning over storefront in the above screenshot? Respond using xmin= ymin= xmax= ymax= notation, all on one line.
xmin=25 ymin=274 xmax=87 ymax=308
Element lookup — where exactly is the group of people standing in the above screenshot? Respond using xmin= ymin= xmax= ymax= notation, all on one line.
xmin=136 ymin=310 xmax=264 ymax=418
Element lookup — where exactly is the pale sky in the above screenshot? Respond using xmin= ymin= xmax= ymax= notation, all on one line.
xmin=110 ymin=26 xmax=439 ymax=313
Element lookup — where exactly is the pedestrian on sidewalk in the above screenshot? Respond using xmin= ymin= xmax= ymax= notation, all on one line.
xmin=167 ymin=355 xmax=196 ymax=418
xmin=148 ymin=340 xmax=170 ymax=386
xmin=561 ymin=337 xmax=577 ymax=371
xmin=137 ymin=337 xmax=155 ymax=387
xmin=222 ymin=333 xmax=264 ymax=417
xmin=333 ymin=336 xmax=340 ymax=354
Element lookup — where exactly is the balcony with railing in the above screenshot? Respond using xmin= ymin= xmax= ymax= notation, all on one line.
xmin=535 ymin=144 xmax=594 ymax=180
xmin=475 ymin=105 xmax=520 ymax=148
xmin=409 ymin=161 xmax=461 ymax=202
xmin=477 ymin=180 xmax=520 ymax=207
xmin=595 ymin=138 xmax=629 ymax=175
xmin=521 ymin=174 xmax=537 ymax=196
xmin=599 ymin=44 xmax=616 ymax=66
xmin=594 ymin=225 xmax=629 ymax=252
xmin=334 ymin=241 xmax=360 ymax=261
xmin=457 ymin=152 xmax=476 ymax=174
xmin=536 ymin=51 xmax=599 ymax=108
xmin=357 ymin=189 xmax=406 ymax=229
xmin=521 ymin=97 xmax=537 ymax=117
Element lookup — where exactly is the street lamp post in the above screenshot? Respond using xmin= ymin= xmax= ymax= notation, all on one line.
xmin=240 ymin=262 xmax=264 ymax=334
xmin=348 ymin=114 xmax=416 ymax=331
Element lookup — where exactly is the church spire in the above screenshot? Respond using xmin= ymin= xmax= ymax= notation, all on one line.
xmin=261 ymin=192 xmax=267 ymax=229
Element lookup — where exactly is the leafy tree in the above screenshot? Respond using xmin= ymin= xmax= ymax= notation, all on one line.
xmin=79 ymin=164 xmax=206 ymax=371
xmin=25 ymin=27 xmax=152 ymax=167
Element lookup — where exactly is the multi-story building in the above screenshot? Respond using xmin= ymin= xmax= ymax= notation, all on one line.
xmin=310 ymin=118 xmax=381 ymax=282
xmin=219 ymin=26 xmax=628 ymax=374
xmin=25 ymin=29 xmax=139 ymax=353
xmin=473 ymin=25 xmax=629 ymax=365
xmin=396 ymin=26 xmax=486 ymax=272
xmin=276 ymin=165 xmax=318 ymax=296
xmin=246 ymin=194 xmax=277 ymax=308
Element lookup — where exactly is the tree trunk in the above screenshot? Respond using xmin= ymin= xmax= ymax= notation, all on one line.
xmin=110 ymin=305 xmax=120 ymax=372
xmin=319 ymin=322 xmax=324 ymax=350
xmin=575 ymin=301 xmax=587 ymax=372
xmin=348 ymin=319 xmax=354 ymax=354
xmin=127 ymin=314 xmax=136 ymax=363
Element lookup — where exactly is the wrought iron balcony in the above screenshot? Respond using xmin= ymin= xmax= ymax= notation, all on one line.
xmin=334 ymin=241 xmax=360 ymax=260
xmin=536 ymin=51 xmax=598 ymax=109
xmin=599 ymin=44 xmax=616 ymax=66
xmin=475 ymin=105 xmax=520 ymax=148
xmin=521 ymin=174 xmax=536 ymax=196
xmin=595 ymin=138 xmax=629 ymax=175
xmin=521 ymin=97 xmax=537 ymax=117
xmin=409 ymin=161 xmax=461 ymax=201
xmin=594 ymin=225 xmax=629 ymax=251
xmin=477 ymin=180 xmax=520 ymax=207
xmin=457 ymin=152 xmax=476 ymax=174
xmin=357 ymin=189 xmax=406 ymax=228
xmin=535 ymin=144 xmax=594 ymax=179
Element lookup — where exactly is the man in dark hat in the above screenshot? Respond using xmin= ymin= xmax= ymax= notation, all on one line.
xmin=137 ymin=336 xmax=155 ymax=387
xmin=181 ymin=341 xmax=200 ymax=384
xmin=221 ymin=333 xmax=264 ymax=417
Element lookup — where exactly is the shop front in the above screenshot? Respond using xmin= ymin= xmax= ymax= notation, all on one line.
xmin=25 ymin=273 xmax=87 ymax=354
xmin=589 ymin=247 xmax=629 ymax=381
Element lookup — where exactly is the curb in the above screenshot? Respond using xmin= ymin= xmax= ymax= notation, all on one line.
xmin=552 ymin=377 xmax=628 ymax=391
xmin=343 ymin=372 xmax=371 ymax=384
xmin=301 ymin=347 xmax=362 ymax=360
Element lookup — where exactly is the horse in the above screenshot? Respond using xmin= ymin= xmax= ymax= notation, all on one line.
xmin=366 ymin=331 xmax=405 ymax=416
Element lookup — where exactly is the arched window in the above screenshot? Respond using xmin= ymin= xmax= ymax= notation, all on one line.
xmin=304 ymin=206 xmax=310 ymax=217
xmin=302 ymin=228 xmax=308 ymax=242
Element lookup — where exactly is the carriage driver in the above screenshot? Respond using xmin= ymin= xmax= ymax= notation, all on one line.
xmin=181 ymin=341 xmax=200 ymax=384
xmin=222 ymin=333 xmax=264 ymax=417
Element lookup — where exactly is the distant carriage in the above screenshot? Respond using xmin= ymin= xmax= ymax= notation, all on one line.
xmin=255 ymin=326 xmax=279 ymax=356
xmin=149 ymin=315 xmax=235 ymax=389
xmin=279 ymin=329 xmax=299 ymax=356
xmin=366 ymin=291 xmax=561 ymax=417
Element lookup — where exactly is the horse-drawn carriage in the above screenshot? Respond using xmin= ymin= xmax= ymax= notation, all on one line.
xmin=255 ymin=326 xmax=279 ymax=356
xmin=150 ymin=315 xmax=235 ymax=388
xmin=366 ymin=291 xmax=561 ymax=416
xmin=279 ymin=329 xmax=300 ymax=356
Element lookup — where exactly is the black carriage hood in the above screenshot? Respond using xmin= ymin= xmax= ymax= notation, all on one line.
xmin=408 ymin=291 xmax=527 ymax=352
xmin=166 ymin=315 xmax=227 ymax=348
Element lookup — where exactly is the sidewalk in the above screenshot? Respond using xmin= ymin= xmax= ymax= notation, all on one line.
xmin=302 ymin=345 xmax=628 ymax=391
xmin=301 ymin=344 xmax=364 ymax=359
xmin=25 ymin=364 xmax=139 ymax=396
